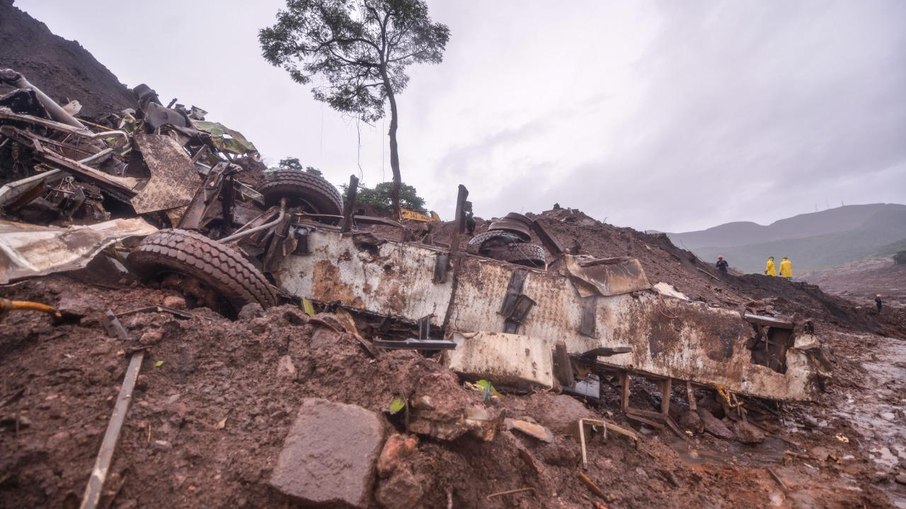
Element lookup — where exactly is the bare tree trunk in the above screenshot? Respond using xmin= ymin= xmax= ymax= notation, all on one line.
xmin=386 ymin=89 xmax=401 ymax=219
xmin=382 ymin=69 xmax=402 ymax=219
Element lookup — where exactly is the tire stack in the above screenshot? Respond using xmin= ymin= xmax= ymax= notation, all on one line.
xmin=467 ymin=212 xmax=546 ymax=268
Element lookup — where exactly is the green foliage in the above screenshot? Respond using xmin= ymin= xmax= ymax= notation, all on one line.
xmin=388 ymin=396 xmax=406 ymax=415
xmin=274 ymin=157 xmax=322 ymax=176
xmin=259 ymin=0 xmax=450 ymax=122
xmin=343 ymin=181 xmax=426 ymax=213
xmin=278 ymin=157 xmax=304 ymax=171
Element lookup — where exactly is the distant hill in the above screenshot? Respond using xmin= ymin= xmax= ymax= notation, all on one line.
xmin=669 ymin=203 xmax=906 ymax=273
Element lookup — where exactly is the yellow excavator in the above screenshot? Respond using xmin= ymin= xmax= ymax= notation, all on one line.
xmin=399 ymin=208 xmax=441 ymax=223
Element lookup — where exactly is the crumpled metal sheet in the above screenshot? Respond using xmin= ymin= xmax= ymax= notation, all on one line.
xmin=190 ymin=120 xmax=257 ymax=155
xmin=560 ymin=254 xmax=651 ymax=298
xmin=130 ymin=133 xmax=202 ymax=214
xmin=0 ymin=218 xmax=157 ymax=283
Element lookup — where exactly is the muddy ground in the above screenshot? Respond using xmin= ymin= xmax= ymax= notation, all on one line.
xmin=802 ymin=257 xmax=906 ymax=309
xmin=2 ymin=255 xmax=905 ymax=508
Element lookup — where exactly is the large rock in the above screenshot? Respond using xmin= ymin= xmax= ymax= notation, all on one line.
xmin=697 ymin=408 xmax=734 ymax=440
xmin=733 ymin=420 xmax=766 ymax=444
xmin=270 ymin=398 xmax=386 ymax=508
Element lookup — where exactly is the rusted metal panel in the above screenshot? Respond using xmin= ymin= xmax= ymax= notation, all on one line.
xmin=560 ymin=255 xmax=651 ymax=297
xmin=274 ymin=229 xmax=823 ymax=401
xmin=447 ymin=331 xmax=556 ymax=388
xmin=273 ymin=231 xmax=454 ymax=325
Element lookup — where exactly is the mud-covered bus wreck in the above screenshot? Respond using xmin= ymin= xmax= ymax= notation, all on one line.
xmin=272 ymin=223 xmax=828 ymax=404
xmin=0 ymin=66 xmax=828 ymax=410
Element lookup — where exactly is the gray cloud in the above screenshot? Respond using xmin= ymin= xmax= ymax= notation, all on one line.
xmin=14 ymin=0 xmax=906 ymax=231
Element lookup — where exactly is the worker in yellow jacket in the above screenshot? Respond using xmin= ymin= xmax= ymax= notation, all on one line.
xmin=779 ymin=257 xmax=793 ymax=278
xmin=764 ymin=256 xmax=776 ymax=276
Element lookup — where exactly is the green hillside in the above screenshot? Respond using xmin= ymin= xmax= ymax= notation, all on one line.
xmin=673 ymin=204 xmax=906 ymax=273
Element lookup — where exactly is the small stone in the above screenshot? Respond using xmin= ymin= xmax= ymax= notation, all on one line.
xmin=276 ymin=355 xmax=297 ymax=380
xmin=46 ymin=431 xmax=71 ymax=449
xmin=238 ymin=303 xmax=264 ymax=321
xmin=375 ymin=468 xmax=424 ymax=509
xmin=139 ymin=329 xmax=164 ymax=346
xmin=377 ymin=434 xmax=418 ymax=478
xmin=895 ymin=474 xmax=906 ymax=486
xmin=801 ymin=415 xmax=819 ymax=428
xmin=505 ymin=418 xmax=554 ymax=443
xmin=162 ymin=295 xmax=187 ymax=310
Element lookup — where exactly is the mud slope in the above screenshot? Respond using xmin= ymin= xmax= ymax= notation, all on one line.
xmin=0 ymin=0 xmax=136 ymax=116
xmin=1 ymin=275 xmax=899 ymax=509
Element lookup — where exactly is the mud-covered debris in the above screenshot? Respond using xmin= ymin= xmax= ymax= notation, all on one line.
xmin=407 ymin=371 xmax=501 ymax=441
xmin=519 ymin=393 xmax=596 ymax=436
xmin=697 ymin=408 xmax=734 ymax=440
xmin=733 ymin=420 xmax=767 ymax=444
xmin=269 ymin=398 xmax=386 ymax=508
xmin=0 ymin=217 xmax=156 ymax=283
xmin=376 ymin=434 xmax=419 ymax=478
xmin=505 ymin=418 xmax=554 ymax=443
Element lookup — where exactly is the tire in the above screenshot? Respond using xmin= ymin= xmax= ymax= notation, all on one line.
xmin=467 ymin=230 xmax=523 ymax=253
xmin=487 ymin=218 xmax=532 ymax=242
xmin=127 ymin=229 xmax=276 ymax=316
xmin=503 ymin=212 xmax=533 ymax=226
xmin=483 ymin=242 xmax=547 ymax=268
xmin=257 ymin=169 xmax=343 ymax=215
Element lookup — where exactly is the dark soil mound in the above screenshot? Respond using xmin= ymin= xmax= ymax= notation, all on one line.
xmin=0 ymin=0 xmax=136 ymax=116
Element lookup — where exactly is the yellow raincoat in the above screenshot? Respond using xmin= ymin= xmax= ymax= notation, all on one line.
xmin=779 ymin=258 xmax=793 ymax=278
xmin=765 ymin=257 xmax=776 ymax=276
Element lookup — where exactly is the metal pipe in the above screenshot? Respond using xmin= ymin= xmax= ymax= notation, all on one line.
xmin=0 ymin=298 xmax=62 ymax=320
xmin=1 ymin=68 xmax=88 ymax=131
xmin=0 ymin=109 xmax=130 ymax=148
xmin=220 ymin=200 xmax=286 ymax=243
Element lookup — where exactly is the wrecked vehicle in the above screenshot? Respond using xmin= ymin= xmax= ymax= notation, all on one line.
xmin=1 ymin=67 xmax=829 ymax=408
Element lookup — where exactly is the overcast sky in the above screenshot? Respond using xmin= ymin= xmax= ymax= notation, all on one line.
xmin=14 ymin=0 xmax=906 ymax=232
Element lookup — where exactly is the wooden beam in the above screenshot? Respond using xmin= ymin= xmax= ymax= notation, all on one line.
xmin=79 ymin=351 xmax=144 ymax=509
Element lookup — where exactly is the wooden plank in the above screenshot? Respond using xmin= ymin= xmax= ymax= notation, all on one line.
xmin=625 ymin=412 xmax=663 ymax=430
xmin=743 ymin=313 xmax=795 ymax=329
xmin=686 ymin=381 xmax=697 ymax=411
xmin=79 ymin=351 xmax=144 ymax=509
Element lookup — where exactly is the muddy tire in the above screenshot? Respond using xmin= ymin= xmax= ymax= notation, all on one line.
xmin=467 ymin=230 xmax=523 ymax=253
xmin=487 ymin=219 xmax=532 ymax=242
xmin=483 ymin=242 xmax=547 ymax=268
xmin=257 ymin=169 xmax=343 ymax=215
xmin=127 ymin=229 xmax=276 ymax=316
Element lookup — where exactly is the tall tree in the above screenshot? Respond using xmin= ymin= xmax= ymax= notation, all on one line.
xmin=260 ymin=0 xmax=449 ymax=218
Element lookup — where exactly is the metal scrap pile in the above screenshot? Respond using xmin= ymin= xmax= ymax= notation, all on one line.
xmin=0 ymin=68 xmax=262 ymax=225
xmin=0 ymin=68 xmax=345 ymax=308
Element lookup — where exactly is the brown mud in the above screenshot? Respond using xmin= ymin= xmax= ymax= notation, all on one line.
xmin=2 ymin=267 xmax=904 ymax=508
